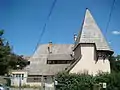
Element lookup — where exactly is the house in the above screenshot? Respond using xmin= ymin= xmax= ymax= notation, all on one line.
xmin=11 ymin=44 xmax=73 ymax=87
xmin=10 ymin=9 xmax=113 ymax=87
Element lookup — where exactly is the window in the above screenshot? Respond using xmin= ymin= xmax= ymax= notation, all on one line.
xmin=47 ymin=60 xmax=72 ymax=64
xmin=28 ymin=61 xmax=30 ymax=65
xmin=44 ymin=76 xmax=47 ymax=81
xmin=16 ymin=74 xmax=19 ymax=78
xmin=47 ymin=60 xmax=52 ymax=64
xmin=34 ymin=78 xmax=38 ymax=80
xmin=33 ymin=77 xmax=41 ymax=82
xmin=13 ymin=74 xmax=15 ymax=78
xmin=22 ymin=74 xmax=24 ymax=80
xmin=27 ymin=75 xmax=41 ymax=82
xmin=18 ymin=74 xmax=21 ymax=78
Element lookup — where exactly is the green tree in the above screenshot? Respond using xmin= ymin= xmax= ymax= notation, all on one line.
xmin=0 ymin=30 xmax=11 ymax=74
xmin=109 ymin=55 xmax=120 ymax=73
xmin=0 ymin=30 xmax=29 ymax=75
xmin=8 ymin=53 xmax=29 ymax=70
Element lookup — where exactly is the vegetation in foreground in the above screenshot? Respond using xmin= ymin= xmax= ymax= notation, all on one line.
xmin=55 ymin=72 xmax=120 ymax=90
xmin=55 ymin=55 xmax=120 ymax=90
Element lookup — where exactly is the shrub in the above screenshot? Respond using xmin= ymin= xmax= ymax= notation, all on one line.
xmin=55 ymin=72 xmax=120 ymax=90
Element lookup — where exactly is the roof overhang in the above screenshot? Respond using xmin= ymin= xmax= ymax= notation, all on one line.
xmin=97 ymin=50 xmax=114 ymax=55
xmin=74 ymin=43 xmax=114 ymax=55
xmin=73 ymin=43 xmax=97 ymax=51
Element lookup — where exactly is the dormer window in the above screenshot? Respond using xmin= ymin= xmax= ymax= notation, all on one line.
xmin=47 ymin=60 xmax=71 ymax=64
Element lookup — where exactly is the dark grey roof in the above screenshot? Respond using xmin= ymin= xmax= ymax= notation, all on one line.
xmin=75 ymin=9 xmax=113 ymax=52
xmin=33 ymin=44 xmax=73 ymax=57
xmin=47 ymin=54 xmax=72 ymax=60
xmin=26 ymin=44 xmax=73 ymax=75
xmin=28 ymin=58 xmax=70 ymax=75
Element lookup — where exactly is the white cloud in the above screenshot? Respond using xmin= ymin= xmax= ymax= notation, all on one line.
xmin=108 ymin=42 xmax=111 ymax=44
xmin=112 ymin=31 xmax=120 ymax=35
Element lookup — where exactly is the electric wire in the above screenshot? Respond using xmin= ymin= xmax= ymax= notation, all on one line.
xmin=33 ymin=0 xmax=57 ymax=53
xmin=105 ymin=0 xmax=116 ymax=37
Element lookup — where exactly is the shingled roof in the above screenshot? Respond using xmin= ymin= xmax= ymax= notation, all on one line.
xmin=26 ymin=44 xmax=73 ymax=75
xmin=75 ymin=9 xmax=113 ymax=52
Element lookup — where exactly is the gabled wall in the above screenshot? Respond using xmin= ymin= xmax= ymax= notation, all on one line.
xmin=70 ymin=44 xmax=110 ymax=75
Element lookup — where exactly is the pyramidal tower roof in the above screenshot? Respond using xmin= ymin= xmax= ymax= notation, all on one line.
xmin=75 ymin=9 xmax=113 ymax=52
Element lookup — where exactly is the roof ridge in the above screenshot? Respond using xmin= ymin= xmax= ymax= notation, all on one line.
xmin=74 ymin=9 xmax=113 ymax=52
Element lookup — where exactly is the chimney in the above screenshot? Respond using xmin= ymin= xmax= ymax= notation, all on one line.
xmin=48 ymin=41 xmax=52 ymax=53
xmin=74 ymin=33 xmax=77 ymax=41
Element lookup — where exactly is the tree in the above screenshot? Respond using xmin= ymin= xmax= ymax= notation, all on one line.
xmin=0 ymin=30 xmax=29 ymax=75
xmin=109 ymin=55 xmax=120 ymax=73
xmin=8 ymin=53 xmax=29 ymax=70
xmin=0 ymin=30 xmax=11 ymax=74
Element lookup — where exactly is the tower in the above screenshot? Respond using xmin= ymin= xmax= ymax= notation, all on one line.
xmin=69 ymin=9 xmax=114 ymax=75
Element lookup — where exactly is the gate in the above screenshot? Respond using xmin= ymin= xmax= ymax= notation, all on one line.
xmin=44 ymin=82 xmax=54 ymax=90
xmin=42 ymin=76 xmax=55 ymax=90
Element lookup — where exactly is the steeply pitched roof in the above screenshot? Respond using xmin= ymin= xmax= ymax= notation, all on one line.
xmin=75 ymin=9 xmax=113 ymax=52
xmin=26 ymin=44 xmax=73 ymax=75
xmin=47 ymin=54 xmax=72 ymax=60
xmin=33 ymin=44 xmax=73 ymax=57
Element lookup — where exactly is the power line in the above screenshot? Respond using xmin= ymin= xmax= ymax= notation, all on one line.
xmin=33 ymin=0 xmax=57 ymax=53
xmin=105 ymin=0 xmax=116 ymax=37
xmin=47 ymin=0 xmax=57 ymax=20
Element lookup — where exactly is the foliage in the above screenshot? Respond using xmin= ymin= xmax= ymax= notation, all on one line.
xmin=8 ymin=54 xmax=29 ymax=70
xmin=109 ymin=55 xmax=120 ymax=73
xmin=0 ymin=30 xmax=29 ymax=75
xmin=55 ymin=72 xmax=94 ymax=90
xmin=55 ymin=72 xmax=120 ymax=90
xmin=55 ymin=55 xmax=120 ymax=90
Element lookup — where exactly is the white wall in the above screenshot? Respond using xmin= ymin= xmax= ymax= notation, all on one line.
xmin=11 ymin=71 xmax=42 ymax=87
xmin=70 ymin=44 xmax=110 ymax=76
xmin=11 ymin=71 xmax=27 ymax=86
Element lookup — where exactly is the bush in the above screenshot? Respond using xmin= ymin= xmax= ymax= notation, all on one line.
xmin=55 ymin=72 xmax=94 ymax=90
xmin=55 ymin=72 xmax=120 ymax=90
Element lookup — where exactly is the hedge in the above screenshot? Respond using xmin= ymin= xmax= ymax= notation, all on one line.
xmin=55 ymin=72 xmax=120 ymax=90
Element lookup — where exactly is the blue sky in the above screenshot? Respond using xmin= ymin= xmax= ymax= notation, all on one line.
xmin=0 ymin=0 xmax=120 ymax=56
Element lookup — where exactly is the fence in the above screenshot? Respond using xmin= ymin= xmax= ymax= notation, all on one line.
xmin=0 ymin=76 xmax=55 ymax=90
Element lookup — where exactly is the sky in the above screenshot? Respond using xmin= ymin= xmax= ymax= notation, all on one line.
xmin=0 ymin=0 xmax=120 ymax=56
